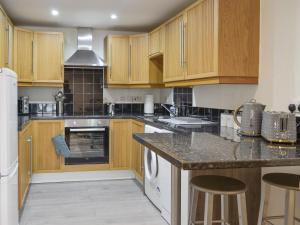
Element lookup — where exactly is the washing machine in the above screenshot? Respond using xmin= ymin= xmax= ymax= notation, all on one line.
xmin=144 ymin=125 xmax=172 ymax=223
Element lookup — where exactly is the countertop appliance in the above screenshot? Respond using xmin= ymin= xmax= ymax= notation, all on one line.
xmin=54 ymin=91 xmax=65 ymax=116
xmin=234 ymin=99 xmax=266 ymax=136
xmin=64 ymin=119 xmax=109 ymax=165
xmin=0 ymin=68 xmax=19 ymax=225
xmin=18 ymin=96 xmax=29 ymax=115
xmin=261 ymin=111 xmax=297 ymax=143
xmin=144 ymin=95 xmax=154 ymax=115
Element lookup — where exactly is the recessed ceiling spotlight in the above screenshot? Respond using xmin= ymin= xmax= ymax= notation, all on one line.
xmin=51 ymin=9 xmax=59 ymax=16
xmin=110 ymin=14 xmax=118 ymax=20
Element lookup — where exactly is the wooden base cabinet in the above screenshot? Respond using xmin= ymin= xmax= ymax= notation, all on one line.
xmin=163 ymin=0 xmax=260 ymax=87
xmin=109 ymin=120 xmax=132 ymax=169
xmin=131 ymin=120 xmax=144 ymax=182
xmin=32 ymin=120 xmax=64 ymax=173
xmin=18 ymin=123 xmax=33 ymax=209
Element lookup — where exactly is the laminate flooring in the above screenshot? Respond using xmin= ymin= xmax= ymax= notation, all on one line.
xmin=20 ymin=179 xmax=168 ymax=225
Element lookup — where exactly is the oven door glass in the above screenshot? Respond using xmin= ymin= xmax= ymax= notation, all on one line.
xmin=65 ymin=127 xmax=109 ymax=165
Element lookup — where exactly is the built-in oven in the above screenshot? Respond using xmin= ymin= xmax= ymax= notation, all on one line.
xmin=64 ymin=119 xmax=109 ymax=165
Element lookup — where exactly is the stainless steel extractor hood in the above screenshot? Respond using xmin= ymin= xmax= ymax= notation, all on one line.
xmin=65 ymin=28 xmax=106 ymax=68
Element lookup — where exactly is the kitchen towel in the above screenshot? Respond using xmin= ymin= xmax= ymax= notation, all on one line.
xmin=52 ymin=135 xmax=71 ymax=158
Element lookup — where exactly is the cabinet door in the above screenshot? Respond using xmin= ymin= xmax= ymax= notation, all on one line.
xmin=14 ymin=27 xmax=34 ymax=83
xmin=109 ymin=120 xmax=132 ymax=169
xmin=149 ymin=27 xmax=164 ymax=56
xmin=18 ymin=123 xmax=32 ymax=209
xmin=186 ymin=0 xmax=217 ymax=80
xmin=131 ymin=120 xmax=144 ymax=181
xmin=33 ymin=32 xmax=64 ymax=83
xmin=129 ymin=34 xmax=149 ymax=84
xmin=164 ymin=15 xmax=185 ymax=82
xmin=33 ymin=120 xmax=64 ymax=172
xmin=0 ymin=9 xmax=5 ymax=68
xmin=107 ymin=36 xmax=129 ymax=84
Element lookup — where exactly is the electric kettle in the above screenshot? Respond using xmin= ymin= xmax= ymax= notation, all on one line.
xmin=233 ymin=99 xmax=266 ymax=136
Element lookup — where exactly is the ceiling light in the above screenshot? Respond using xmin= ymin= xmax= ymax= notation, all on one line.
xmin=51 ymin=9 xmax=59 ymax=16
xmin=110 ymin=14 xmax=118 ymax=20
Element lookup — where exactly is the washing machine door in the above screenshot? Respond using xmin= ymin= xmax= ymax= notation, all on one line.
xmin=144 ymin=147 xmax=158 ymax=183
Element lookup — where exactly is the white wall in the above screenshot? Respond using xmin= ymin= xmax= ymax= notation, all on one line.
xmin=193 ymin=0 xmax=300 ymax=112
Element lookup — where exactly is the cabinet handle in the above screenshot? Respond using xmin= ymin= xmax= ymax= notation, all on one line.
xmin=61 ymin=41 xmax=64 ymax=80
xmin=129 ymin=44 xmax=131 ymax=79
xmin=5 ymin=27 xmax=9 ymax=66
xmin=110 ymin=44 xmax=112 ymax=79
xmin=182 ymin=22 xmax=186 ymax=67
xmin=32 ymin=40 xmax=34 ymax=76
xmin=26 ymin=136 xmax=33 ymax=181
xmin=179 ymin=20 xmax=182 ymax=67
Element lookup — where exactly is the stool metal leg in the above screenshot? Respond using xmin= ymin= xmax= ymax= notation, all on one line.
xmin=189 ymin=187 xmax=199 ymax=225
xmin=258 ymin=183 xmax=271 ymax=225
xmin=221 ymin=195 xmax=228 ymax=225
xmin=204 ymin=193 xmax=214 ymax=225
xmin=237 ymin=193 xmax=248 ymax=225
xmin=284 ymin=190 xmax=295 ymax=225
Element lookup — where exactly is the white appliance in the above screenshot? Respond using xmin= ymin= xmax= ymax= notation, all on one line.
xmin=144 ymin=95 xmax=154 ymax=115
xmin=144 ymin=125 xmax=172 ymax=223
xmin=144 ymin=125 xmax=189 ymax=225
xmin=0 ymin=68 xmax=19 ymax=225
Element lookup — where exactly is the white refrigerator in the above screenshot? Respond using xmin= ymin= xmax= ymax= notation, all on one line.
xmin=0 ymin=68 xmax=19 ymax=225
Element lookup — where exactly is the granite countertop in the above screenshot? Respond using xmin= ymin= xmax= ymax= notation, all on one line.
xmin=133 ymin=128 xmax=300 ymax=170
xmin=18 ymin=113 xmax=217 ymax=133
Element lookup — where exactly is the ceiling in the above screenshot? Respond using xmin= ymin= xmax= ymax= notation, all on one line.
xmin=0 ymin=0 xmax=195 ymax=31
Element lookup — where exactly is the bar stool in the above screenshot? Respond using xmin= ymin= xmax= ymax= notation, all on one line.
xmin=189 ymin=175 xmax=248 ymax=225
xmin=258 ymin=173 xmax=300 ymax=225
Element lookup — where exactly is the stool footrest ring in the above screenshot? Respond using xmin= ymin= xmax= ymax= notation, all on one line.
xmin=192 ymin=219 xmax=230 ymax=225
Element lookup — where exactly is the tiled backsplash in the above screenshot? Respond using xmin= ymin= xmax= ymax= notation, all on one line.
xmin=64 ymin=68 xmax=104 ymax=116
xmin=173 ymin=87 xmax=193 ymax=106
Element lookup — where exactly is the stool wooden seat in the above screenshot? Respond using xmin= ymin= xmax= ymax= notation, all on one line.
xmin=189 ymin=175 xmax=248 ymax=225
xmin=258 ymin=173 xmax=300 ymax=225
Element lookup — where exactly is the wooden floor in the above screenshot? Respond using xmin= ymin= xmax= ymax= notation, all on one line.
xmin=20 ymin=179 xmax=168 ymax=225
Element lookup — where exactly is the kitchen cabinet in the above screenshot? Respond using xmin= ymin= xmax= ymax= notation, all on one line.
xmin=105 ymin=35 xmax=130 ymax=84
xmin=149 ymin=26 xmax=164 ymax=57
xmin=32 ymin=120 xmax=64 ymax=173
xmin=18 ymin=122 xmax=33 ymax=209
xmin=131 ymin=120 xmax=144 ymax=182
xmin=33 ymin=32 xmax=64 ymax=85
xmin=109 ymin=120 xmax=132 ymax=169
xmin=14 ymin=27 xmax=34 ymax=84
xmin=129 ymin=34 xmax=149 ymax=84
xmin=105 ymin=35 xmax=163 ymax=87
xmin=163 ymin=0 xmax=260 ymax=87
xmin=164 ymin=15 xmax=186 ymax=82
xmin=0 ymin=8 xmax=13 ymax=69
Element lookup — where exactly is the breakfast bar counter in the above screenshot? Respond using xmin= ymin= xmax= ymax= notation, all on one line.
xmin=133 ymin=130 xmax=300 ymax=225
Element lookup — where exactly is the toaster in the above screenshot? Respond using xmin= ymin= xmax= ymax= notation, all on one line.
xmin=261 ymin=111 xmax=297 ymax=144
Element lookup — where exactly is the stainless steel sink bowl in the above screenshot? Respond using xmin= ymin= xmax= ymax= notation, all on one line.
xmin=157 ymin=117 xmax=215 ymax=126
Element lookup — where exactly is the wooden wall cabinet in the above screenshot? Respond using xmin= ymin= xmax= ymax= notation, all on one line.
xmin=0 ymin=8 xmax=13 ymax=69
xmin=105 ymin=35 xmax=130 ymax=84
xmin=163 ymin=0 xmax=260 ymax=87
xmin=14 ymin=27 xmax=34 ymax=84
xmin=131 ymin=120 xmax=144 ymax=182
xmin=18 ymin=122 xmax=33 ymax=209
xmin=109 ymin=120 xmax=132 ymax=169
xmin=32 ymin=120 xmax=64 ymax=173
xmin=164 ymin=15 xmax=186 ymax=82
xmin=105 ymin=35 xmax=163 ymax=88
xmin=14 ymin=29 xmax=64 ymax=86
xmin=33 ymin=32 xmax=64 ymax=85
xmin=149 ymin=26 xmax=164 ymax=57
xmin=129 ymin=34 xmax=149 ymax=84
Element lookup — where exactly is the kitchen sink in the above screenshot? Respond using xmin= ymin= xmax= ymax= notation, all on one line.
xmin=157 ymin=117 xmax=215 ymax=126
